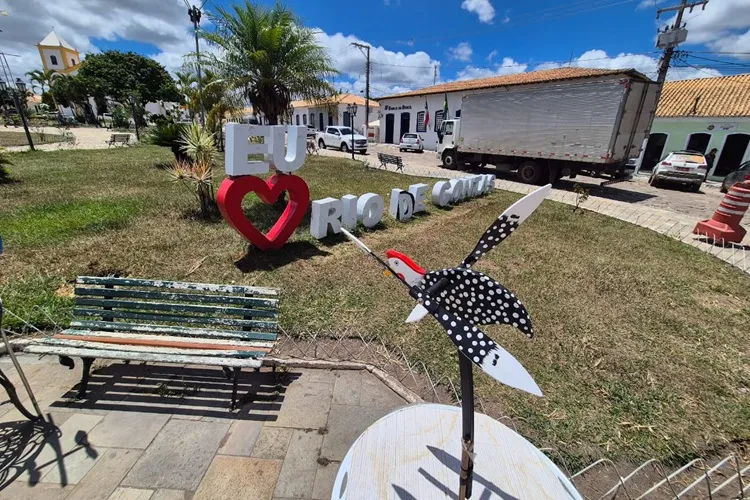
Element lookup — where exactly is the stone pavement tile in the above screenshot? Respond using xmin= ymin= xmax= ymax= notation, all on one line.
xmin=331 ymin=371 xmax=361 ymax=406
xmin=264 ymin=380 xmax=333 ymax=430
xmin=358 ymin=372 xmax=406 ymax=409
xmin=0 ymin=482 xmax=72 ymax=499
xmin=273 ymin=429 xmax=324 ymax=498
xmin=312 ymin=461 xmax=340 ymax=500
xmin=151 ymin=490 xmax=190 ymax=500
xmin=193 ymin=456 xmax=281 ymax=500
xmin=294 ymin=369 xmax=336 ymax=385
xmin=122 ymin=419 xmax=229 ymax=491
xmin=88 ymin=411 xmax=170 ymax=449
xmin=109 ymin=487 xmax=154 ymax=500
xmin=66 ymin=448 xmax=143 ymax=500
xmin=321 ymin=404 xmax=393 ymax=462
xmin=218 ymin=419 xmax=264 ymax=456
xmin=252 ymin=427 xmax=293 ymax=460
xmin=37 ymin=413 xmax=104 ymax=485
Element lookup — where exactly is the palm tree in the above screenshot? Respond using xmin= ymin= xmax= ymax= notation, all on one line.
xmin=26 ymin=68 xmax=59 ymax=109
xmin=202 ymin=1 xmax=337 ymax=125
xmin=175 ymin=69 xmax=198 ymax=117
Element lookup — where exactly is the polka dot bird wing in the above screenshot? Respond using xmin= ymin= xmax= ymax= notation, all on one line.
xmin=461 ymin=184 xmax=551 ymax=269
xmin=421 ymin=268 xmax=534 ymax=337
xmin=418 ymin=295 xmax=542 ymax=397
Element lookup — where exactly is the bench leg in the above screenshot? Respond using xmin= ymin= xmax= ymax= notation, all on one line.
xmin=230 ymin=367 xmax=241 ymax=410
xmin=76 ymin=358 xmax=95 ymax=400
xmin=222 ymin=366 xmax=233 ymax=380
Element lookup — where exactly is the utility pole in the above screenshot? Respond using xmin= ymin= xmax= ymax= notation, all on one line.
xmin=187 ymin=2 xmax=206 ymax=126
xmin=434 ymin=65 xmax=438 ymax=85
xmin=636 ymin=0 xmax=707 ymax=174
xmin=351 ymin=42 xmax=370 ymax=140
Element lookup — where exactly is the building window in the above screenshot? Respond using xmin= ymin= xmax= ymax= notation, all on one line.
xmin=303 ymin=114 xmax=307 ymax=125
xmin=416 ymin=111 xmax=426 ymax=133
xmin=50 ymin=55 xmax=58 ymax=65
xmin=434 ymin=110 xmax=444 ymax=132
xmin=328 ymin=112 xmax=333 ymax=126
xmin=296 ymin=115 xmax=300 ymax=126
xmin=343 ymin=111 xmax=351 ymax=127
xmin=455 ymin=110 xmax=461 ymax=118
xmin=71 ymin=58 xmax=76 ymax=66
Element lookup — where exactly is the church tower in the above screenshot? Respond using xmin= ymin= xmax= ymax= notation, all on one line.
xmin=37 ymin=30 xmax=81 ymax=75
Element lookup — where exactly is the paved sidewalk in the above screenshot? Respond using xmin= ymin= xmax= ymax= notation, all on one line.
xmin=0 ymin=354 xmax=406 ymax=499
xmin=5 ymin=127 xmax=133 ymax=152
xmin=319 ymin=145 xmax=750 ymax=274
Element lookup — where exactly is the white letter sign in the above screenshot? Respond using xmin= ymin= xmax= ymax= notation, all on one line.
xmin=225 ymin=124 xmax=307 ymax=176
xmin=432 ymin=181 xmax=451 ymax=207
xmin=409 ymin=183 xmax=429 ymax=213
xmin=389 ymin=189 xmax=414 ymax=222
xmin=310 ymin=197 xmax=342 ymax=239
xmin=357 ymin=193 xmax=385 ymax=228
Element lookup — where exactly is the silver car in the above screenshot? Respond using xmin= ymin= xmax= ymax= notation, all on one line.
xmin=399 ymin=133 xmax=424 ymax=153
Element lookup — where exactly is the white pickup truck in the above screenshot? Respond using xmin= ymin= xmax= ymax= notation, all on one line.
xmin=316 ymin=126 xmax=368 ymax=154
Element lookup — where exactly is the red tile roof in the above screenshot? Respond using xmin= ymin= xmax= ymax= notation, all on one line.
xmin=656 ymin=73 xmax=750 ymax=117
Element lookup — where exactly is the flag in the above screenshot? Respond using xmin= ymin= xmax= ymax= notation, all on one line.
xmin=424 ymin=98 xmax=430 ymax=129
xmin=443 ymin=92 xmax=449 ymax=120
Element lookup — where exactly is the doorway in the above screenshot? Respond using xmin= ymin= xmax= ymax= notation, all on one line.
xmin=641 ymin=133 xmax=668 ymax=171
xmin=385 ymin=113 xmax=395 ymax=144
xmin=399 ymin=112 xmax=410 ymax=141
xmin=715 ymin=134 xmax=750 ymax=177
xmin=686 ymin=133 xmax=711 ymax=153
xmin=319 ymin=113 xmax=324 ymax=131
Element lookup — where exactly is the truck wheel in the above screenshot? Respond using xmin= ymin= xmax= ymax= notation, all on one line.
xmin=318 ymin=139 xmax=326 ymax=149
xmin=341 ymin=143 xmax=349 ymax=152
xmin=517 ymin=161 xmax=546 ymax=185
xmin=442 ymin=150 xmax=459 ymax=170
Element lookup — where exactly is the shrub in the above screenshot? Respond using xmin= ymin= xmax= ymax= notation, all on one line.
xmin=111 ymin=104 xmax=130 ymax=129
xmin=146 ymin=122 xmax=188 ymax=162
xmin=166 ymin=125 xmax=219 ymax=219
xmin=0 ymin=147 xmax=12 ymax=184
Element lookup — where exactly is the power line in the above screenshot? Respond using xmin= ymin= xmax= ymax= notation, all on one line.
xmin=684 ymin=53 xmax=750 ymax=68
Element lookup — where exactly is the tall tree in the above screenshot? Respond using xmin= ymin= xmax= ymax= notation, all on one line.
xmin=77 ymin=51 xmax=180 ymax=105
xmin=203 ymin=1 xmax=338 ymax=125
xmin=174 ymin=69 xmax=198 ymax=119
xmin=26 ymin=68 xmax=60 ymax=109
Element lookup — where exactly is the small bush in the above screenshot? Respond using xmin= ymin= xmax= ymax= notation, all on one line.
xmin=111 ymin=104 xmax=130 ymax=129
xmin=166 ymin=125 xmax=219 ymax=219
xmin=0 ymin=147 xmax=12 ymax=184
xmin=147 ymin=122 xmax=188 ymax=162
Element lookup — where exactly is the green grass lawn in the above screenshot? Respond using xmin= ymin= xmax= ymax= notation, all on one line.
xmin=0 ymin=130 xmax=66 ymax=147
xmin=1 ymin=145 xmax=749 ymax=468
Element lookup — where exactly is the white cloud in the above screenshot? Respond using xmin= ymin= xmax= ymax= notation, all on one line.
xmin=448 ymin=42 xmax=473 ymax=62
xmin=457 ymin=57 xmax=527 ymax=80
xmin=532 ymin=49 xmax=721 ymax=81
xmin=486 ymin=50 xmax=498 ymax=62
xmin=314 ymin=31 xmax=440 ymax=96
xmin=637 ymin=0 xmax=666 ymax=9
xmin=461 ymin=0 xmax=496 ymax=24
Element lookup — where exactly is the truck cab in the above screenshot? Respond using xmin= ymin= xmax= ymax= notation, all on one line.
xmin=437 ymin=119 xmax=460 ymax=168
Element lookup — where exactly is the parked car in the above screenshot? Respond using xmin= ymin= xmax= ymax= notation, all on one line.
xmin=625 ymin=158 xmax=638 ymax=169
xmin=648 ymin=150 xmax=708 ymax=192
xmin=721 ymin=160 xmax=750 ymax=193
xmin=316 ymin=126 xmax=368 ymax=154
xmin=399 ymin=133 xmax=424 ymax=153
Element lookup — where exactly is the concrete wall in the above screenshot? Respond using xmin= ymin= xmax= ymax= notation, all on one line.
xmin=292 ymin=103 xmax=378 ymax=134
xmin=41 ymin=48 xmax=65 ymax=72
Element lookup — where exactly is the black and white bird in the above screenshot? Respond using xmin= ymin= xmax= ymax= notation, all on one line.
xmin=341 ymin=184 xmax=551 ymax=397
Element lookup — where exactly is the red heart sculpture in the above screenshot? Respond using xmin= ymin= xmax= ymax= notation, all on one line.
xmin=217 ymin=174 xmax=310 ymax=250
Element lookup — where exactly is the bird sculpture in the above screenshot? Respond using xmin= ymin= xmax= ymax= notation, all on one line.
xmin=341 ymin=184 xmax=551 ymax=397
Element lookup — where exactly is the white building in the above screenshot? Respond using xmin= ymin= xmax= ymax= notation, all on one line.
xmin=290 ymin=94 xmax=379 ymax=137
xmin=36 ymin=30 xmax=81 ymax=76
xmin=377 ymin=67 xmax=648 ymax=151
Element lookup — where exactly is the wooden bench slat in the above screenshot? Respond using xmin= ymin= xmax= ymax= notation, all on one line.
xmin=57 ymin=330 xmax=275 ymax=349
xmin=25 ymin=345 xmax=264 ymax=368
xmin=76 ymin=276 xmax=278 ymax=296
xmin=74 ymin=298 xmax=279 ymax=319
xmin=69 ymin=321 xmax=278 ymax=341
xmin=54 ymin=334 xmax=273 ymax=352
xmin=75 ymin=287 xmax=279 ymax=308
xmin=74 ymin=308 xmax=278 ymax=330
xmin=38 ymin=337 xmax=268 ymax=358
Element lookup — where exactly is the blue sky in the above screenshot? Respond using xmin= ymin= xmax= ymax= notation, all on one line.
xmin=4 ymin=0 xmax=750 ymax=95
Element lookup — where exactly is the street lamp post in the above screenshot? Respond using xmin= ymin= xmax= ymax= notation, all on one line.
xmin=129 ymin=95 xmax=140 ymax=142
xmin=0 ymin=78 xmax=34 ymax=151
xmin=188 ymin=4 xmax=206 ymax=127
xmin=346 ymin=103 xmax=358 ymax=160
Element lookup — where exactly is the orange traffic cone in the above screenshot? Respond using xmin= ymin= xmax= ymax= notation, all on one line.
xmin=694 ymin=179 xmax=750 ymax=244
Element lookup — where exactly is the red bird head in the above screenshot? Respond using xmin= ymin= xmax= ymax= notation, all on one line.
xmin=386 ymin=250 xmax=426 ymax=286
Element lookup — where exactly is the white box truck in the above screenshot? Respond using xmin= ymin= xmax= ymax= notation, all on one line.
xmin=436 ymin=75 xmax=659 ymax=184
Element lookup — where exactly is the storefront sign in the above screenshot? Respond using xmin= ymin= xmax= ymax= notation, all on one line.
xmin=310 ymin=174 xmax=495 ymax=239
xmin=707 ymin=123 xmax=738 ymax=131
xmin=384 ymin=104 xmax=412 ymax=111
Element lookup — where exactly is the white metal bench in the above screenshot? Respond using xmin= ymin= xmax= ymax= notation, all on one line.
xmin=106 ymin=134 xmax=131 ymax=147
xmin=24 ymin=276 xmax=279 ymax=409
